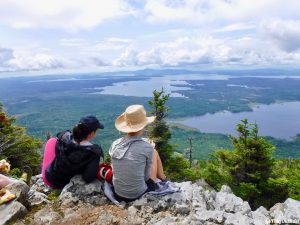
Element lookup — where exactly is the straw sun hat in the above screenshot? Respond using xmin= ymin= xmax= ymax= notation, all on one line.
xmin=115 ymin=105 xmax=155 ymax=133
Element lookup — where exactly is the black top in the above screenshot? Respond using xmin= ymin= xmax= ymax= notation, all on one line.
xmin=46 ymin=131 xmax=103 ymax=188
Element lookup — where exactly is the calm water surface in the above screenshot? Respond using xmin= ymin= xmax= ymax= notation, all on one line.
xmin=90 ymin=74 xmax=300 ymax=139
xmin=93 ymin=74 xmax=230 ymax=97
xmin=179 ymin=101 xmax=300 ymax=140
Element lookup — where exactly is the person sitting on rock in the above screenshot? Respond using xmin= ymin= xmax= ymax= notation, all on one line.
xmin=0 ymin=160 xmax=16 ymax=205
xmin=109 ymin=105 xmax=166 ymax=202
xmin=0 ymin=159 xmax=14 ymax=189
xmin=42 ymin=115 xmax=104 ymax=189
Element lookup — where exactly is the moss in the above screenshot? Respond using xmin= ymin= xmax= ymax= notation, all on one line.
xmin=48 ymin=190 xmax=62 ymax=201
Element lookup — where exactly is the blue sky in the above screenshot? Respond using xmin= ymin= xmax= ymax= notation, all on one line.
xmin=1 ymin=0 xmax=300 ymax=74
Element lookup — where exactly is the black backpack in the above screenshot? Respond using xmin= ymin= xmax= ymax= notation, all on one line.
xmin=53 ymin=130 xmax=74 ymax=170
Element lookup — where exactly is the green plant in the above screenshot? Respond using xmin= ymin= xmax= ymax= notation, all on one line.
xmin=147 ymin=89 xmax=201 ymax=181
xmin=273 ymin=159 xmax=300 ymax=201
xmin=0 ymin=103 xmax=42 ymax=174
xmin=48 ymin=190 xmax=62 ymax=201
xmin=148 ymin=89 xmax=172 ymax=164
xmin=202 ymin=119 xmax=288 ymax=209
xmin=10 ymin=168 xmax=22 ymax=177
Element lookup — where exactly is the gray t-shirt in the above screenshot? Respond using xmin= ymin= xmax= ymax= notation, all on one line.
xmin=109 ymin=136 xmax=154 ymax=199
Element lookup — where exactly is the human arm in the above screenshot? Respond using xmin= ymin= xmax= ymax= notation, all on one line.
xmin=144 ymin=146 xmax=154 ymax=180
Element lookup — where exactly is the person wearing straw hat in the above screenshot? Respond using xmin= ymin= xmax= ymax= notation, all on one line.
xmin=109 ymin=104 xmax=166 ymax=202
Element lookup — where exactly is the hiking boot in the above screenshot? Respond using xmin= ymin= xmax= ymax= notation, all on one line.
xmin=20 ymin=166 xmax=32 ymax=186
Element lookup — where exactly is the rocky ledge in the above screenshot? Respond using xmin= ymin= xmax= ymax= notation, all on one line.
xmin=1 ymin=175 xmax=300 ymax=225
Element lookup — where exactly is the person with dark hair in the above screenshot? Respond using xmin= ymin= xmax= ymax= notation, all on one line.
xmin=42 ymin=115 xmax=104 ymax=189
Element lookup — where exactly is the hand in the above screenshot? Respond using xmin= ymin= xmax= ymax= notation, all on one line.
xmin=147 ymin=139 xmax=156 ymax=148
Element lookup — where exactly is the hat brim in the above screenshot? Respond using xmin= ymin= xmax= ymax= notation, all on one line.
xmin=97 ymin=122 xmax=104 ymax=130
xmin=115 ymin=113 xmax=155 ymax=133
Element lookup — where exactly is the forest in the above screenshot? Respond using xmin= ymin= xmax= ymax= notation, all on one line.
xmin=1 ymin=73 xmax=300 ymax=159
xmin=1 ymin=89 xmax=299 ymax=210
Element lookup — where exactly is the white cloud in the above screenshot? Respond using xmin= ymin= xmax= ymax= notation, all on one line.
xmin=144 ymin=0 xmax=300 ymax=27
xmin=2 ymin=0 xmax=300 ymax=72
xmin=0 ymin=0 xmax=135 ymax=31
xmin=113 ymin=34 xmax=300 ymax=68
xmin=0 ymin=45 xmax=114 ymax=72
xmin=113 ymin=36 xmax=230 ymax=67
xmin=0 ymin=48 xmax=14 ymax=68
xmin=260 ymin=19 xmax=300 ymax=52
xmin=113 ymin=47 xmax=139 ymax=66
xmin=59 ymin=39 xmax=88 ymax=47
xmin=214 ymin=23 xmax=256 ymax=33
xmin=0 ymin=47 xmax=67 ymax=72
xmin=95 ymin=38 xmax=133 ymax=51
xmin=10 ymin=53 xmax=65 ymax=70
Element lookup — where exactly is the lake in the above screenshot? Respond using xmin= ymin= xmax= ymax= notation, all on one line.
xmin=93 ymin=74 xmax=230 ymax=97
xmin=178 ymin=101 xmax=300 ymax=140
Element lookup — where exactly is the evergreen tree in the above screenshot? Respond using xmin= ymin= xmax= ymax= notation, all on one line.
xmin=148 ymin=89 xmax=172 ymax=164
xmin=203 ymin=119 xmax=288 ymax=209
xmin=0 ymin=103 xmax=42 ymax=174
xmin=147 ymin=89 xmax=201 ymax=181
xmin=229 ymin=119 xmax=275 ymax=184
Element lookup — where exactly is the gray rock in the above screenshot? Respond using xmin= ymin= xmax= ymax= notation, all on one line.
xmin=224 ymin=212 xmax=254 ymax=225
xmin=176 ymin=181 xmax=194 ymax=202
xmin=172 ymin=203 xmax=190 ymax=215
xmin=195 ymin=179 xmax=211 ymax=189
xmin=5 ymin=180 xmax=29 ymax=206
xmin=59 ymin=175 xmax=105 ymax=205
xmin=236 ymin=201 xmax=252 ymax=216
xmin=32 ymin=206 xmax=62 ymax=225
xmin=194 ymin=210 xmax=225 ymax=224
xmin=215 ymin=189 xmax=251 ymax=215
xmin=252 ymin=207 xmax=269 ymax=225
xmin=270 ymin=198 xmax=300 ymax=224
xmin=269 ymin=202 xmax=286 ymax=223
xmin=283 ymin=198 xmax=300 ymax=221
xmin=192 ymin=184 xmax=206 ymax=210
xmin=61 ymin=208 xmax=82 ymax=223
xmin=204 ymin=190 xmax=216 ymax=210
xmin=128 ymin=205 xmax=138 ymax=216
xmin=0 ymin=200 xmax=28 ymax=225
xmin=27 ymin=190 xmax=49 ymax=207
xmin=31 ymin=174 xmax=42 ymax=184
xmin=152 ymin=217 xmax=180 ymax=225
xmin=202 ymin=222 xmax=219 ymax=225
xmin=133 ymin=197 xmax=148 ymax=209
xmin=91 ymin=211 xmax=121 ymax=225
xmin=59 ymin=191 xmax=79 ymax=206
xmin=220 ymin=185 xmax=233 ymax=194
xmin=12 ymin=177 xmax=300 ymax=225
xmin=161 ymin=191 xmax=185 ymax=205
xmin=150 ymin=199 xmax=169 ymax=212
xmin=255 ymin=206 xmax=269 ymax=217
xmin=30 ymin=174 xmax=52 ymax=194
xmin=147 ymin=211 xmax=182 ymax=225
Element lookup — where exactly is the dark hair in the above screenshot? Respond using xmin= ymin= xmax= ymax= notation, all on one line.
xmin=72 ymin=123 xmax=92 ymax=143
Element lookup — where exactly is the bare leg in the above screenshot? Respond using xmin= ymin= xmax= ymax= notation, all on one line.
xmin=150 ymin=150 xmax=166 ymax=181
xmin=0 ymin=174 xmax=14 ymax=188
xmin=156 ymin=151 xmax=166 ymax=180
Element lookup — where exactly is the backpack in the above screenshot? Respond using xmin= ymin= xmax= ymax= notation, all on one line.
xmin=52 ymin=130 xmax=74 ymax=171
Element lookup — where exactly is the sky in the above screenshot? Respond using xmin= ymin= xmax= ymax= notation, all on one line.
xmin=1 ymin=0 xmax=300 ymax=74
